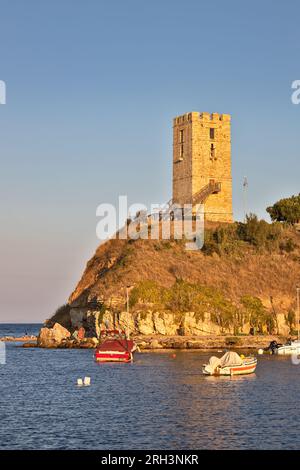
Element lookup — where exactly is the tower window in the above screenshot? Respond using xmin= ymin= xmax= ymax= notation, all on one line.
xmin=179 ymin=129 xmax=184 ymax=143
xmin=210 ymin=128 xmax=215 ymax=140
xmin=210 ymin=143 xmax=215 ymax=159
xmin=179 ymin=144 xmax=184 ymax=158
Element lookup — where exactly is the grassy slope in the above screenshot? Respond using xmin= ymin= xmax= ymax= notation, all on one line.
xmin=68 ymin=223 xmax=300 ymax=314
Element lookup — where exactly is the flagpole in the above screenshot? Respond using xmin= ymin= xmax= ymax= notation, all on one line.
xmin=243 ymin=176 xmax=248 ymax=222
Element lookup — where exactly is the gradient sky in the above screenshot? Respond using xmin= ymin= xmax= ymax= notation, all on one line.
xmin=0 ymin=0 xmax=299 ymax=322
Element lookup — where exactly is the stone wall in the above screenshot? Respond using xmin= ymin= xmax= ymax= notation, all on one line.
xmin=173 ymin=111 xmax=233 ymax=223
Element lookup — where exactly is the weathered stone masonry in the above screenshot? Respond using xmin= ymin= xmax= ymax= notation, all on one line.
xmin=172 ymin=111 xmax=233 ymax=223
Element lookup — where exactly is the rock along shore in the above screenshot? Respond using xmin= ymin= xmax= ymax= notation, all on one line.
xmin=0 ymin=335 xmax=37 ymax=343
xmin=133 ymin=334 xmax=285 ymax=351
xmin=30 ymin=323 xmax=287 ymax=351
xmin=6 ymin=324 xmax=287 ymax=350
xmin=18 ymin=334 xmax=286 ymax=352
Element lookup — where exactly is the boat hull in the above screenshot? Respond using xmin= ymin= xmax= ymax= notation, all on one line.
xmin=95 ymin=351 xmax=133 ymax=363
xmin=276 ymin=345 xmax=300 ymax=355
xmin=94 ymin=337 xmax=136 ymax=363
xmin=203 ymin=358 xmax=257 ymax=376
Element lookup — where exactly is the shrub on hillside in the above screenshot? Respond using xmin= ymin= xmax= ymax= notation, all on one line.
xmin=267 ymin=194 xmax=300 ymax=224
xmin=285 ymin=309 xmax=296 ymax=332
xmin=202 ymin=214 xmax=282 ymax=255
xmin=202 ymin=224 xmax=241 ymax=255
xmin=45 ymin=304 xmax=71 ymax=328
xmin=241 ymin=295 xmax=275 ymax=334
xmin=237 ymin=214 xmax=281 ymax=248
xmin=129 ymin=280 xmax=164 ymax=307
xmin=130 ymin=280 xmax=250 ymax=333
xmin=279 ymin=238 xmax=296 ymax=253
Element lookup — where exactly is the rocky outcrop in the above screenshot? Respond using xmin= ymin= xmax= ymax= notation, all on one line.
xmin=37 ymin=323 xmax=71 ymax=348
xmin=37 ymin=311 xmax=290 ymax=350
xmin=148 ymin=339 xmax=163 ymax=349
xmin=59 ymin=307 xmax=292 ymax=340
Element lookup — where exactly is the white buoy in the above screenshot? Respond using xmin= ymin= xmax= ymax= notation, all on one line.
xmin=258 ymin=348 xmax=264 ymax=355
xmin=84 ymin=377 xmax=91 ymax=386
xmin=77 ymin=378 xmax=83 ymax=386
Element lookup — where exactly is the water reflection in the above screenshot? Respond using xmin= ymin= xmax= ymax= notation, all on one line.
xmin=204 ymin=373 xmax=257 ymax=383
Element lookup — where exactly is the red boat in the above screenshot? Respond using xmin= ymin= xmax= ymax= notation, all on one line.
xmin=94 ymin=329 xmax=136 ymax=363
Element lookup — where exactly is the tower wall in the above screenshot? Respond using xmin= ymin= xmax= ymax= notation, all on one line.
xmin=172 ymin=111 xmax=233 ymax=223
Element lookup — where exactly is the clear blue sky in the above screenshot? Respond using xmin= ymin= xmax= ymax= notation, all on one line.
xmin=0 ymin=0 xmax=299 ymax=322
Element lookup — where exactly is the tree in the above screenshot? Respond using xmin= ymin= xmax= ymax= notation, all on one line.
xmin=241 ymin=295 xmax=274 ymax=334
xmin=267 ymin=194 xmax=300 ymax=225
xmin=285 ymin=309 xmax=295 ymax=333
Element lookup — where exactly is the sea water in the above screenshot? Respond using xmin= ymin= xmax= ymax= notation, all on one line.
xmin=0 ymin=324 xmax=300 ymax=449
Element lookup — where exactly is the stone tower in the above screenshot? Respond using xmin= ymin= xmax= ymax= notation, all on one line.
xmin=172 ymin=111 xmax=233 ymax=223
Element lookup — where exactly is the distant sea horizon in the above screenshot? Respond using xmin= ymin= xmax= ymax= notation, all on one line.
xmin=0 ymin=323 xmax=43 ymax=337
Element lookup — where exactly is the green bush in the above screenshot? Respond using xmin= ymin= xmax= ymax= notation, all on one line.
xmin=131 ymin=280 xmax=249 ymax=332
xmin=202 ymin=214 xmax=281 ymax=255
xmin=267 ymin=194 xmax=300 ymax=224
xmin=241 ymin=295 xmax=274 ymax=334
xmin=237 ymin=214 xmax=281 ymax=249
xmin=285 ymin=309 xmax=295 ymax=332
xmin=129 ymin=280 xmax=164 ymax=307
xmin=280 ymin=238 xmax=296 ymax=253
xmin=46 ymin=304 xmax=71 ymax=328
xmin=130 ymin=280 xmax=278 ymax=334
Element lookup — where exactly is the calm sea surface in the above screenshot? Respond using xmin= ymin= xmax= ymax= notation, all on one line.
xmin=0 ymin=323 xmax=42 ymax=338
xmin=0 ymin=324 xmax=300 ymax=449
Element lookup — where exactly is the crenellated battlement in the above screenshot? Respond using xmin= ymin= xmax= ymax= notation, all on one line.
xmin=173 ymin=112 xmax=231 ymax=126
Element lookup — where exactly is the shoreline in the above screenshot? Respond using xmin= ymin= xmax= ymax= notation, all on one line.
xmin=1 ymin=334 xmax=285 ymax=351
xmin=135 ymin=334 xmax=284 ymax=351
xmin=1 ymin=336 xmax=37 ymax=343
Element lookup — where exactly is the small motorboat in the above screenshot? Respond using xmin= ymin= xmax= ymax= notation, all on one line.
xmin=265 ymin=339 xmax=300 ymax=355
xmin=264 ymin=340 xmax=283 ymax=354
xmin=276 ymin=339 xmax=300 ymax=355
xmin=274 ymin=288 xmax=300 ymax=355
xmin=94 ymin=329 xmax=137 ymax=363
xmin=202 ymin=351 xmax=257 ymax=376
xmin=265 ymin=289 xmax=300 ymax=356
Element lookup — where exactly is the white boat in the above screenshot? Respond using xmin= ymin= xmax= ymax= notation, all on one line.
xmin=275 ymin=287 xmax=300 ymax=356
xmin=276 ymin=340 xmax=300 ymax=355
xmin=202 ymin=351 xmax=257 ymax=376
